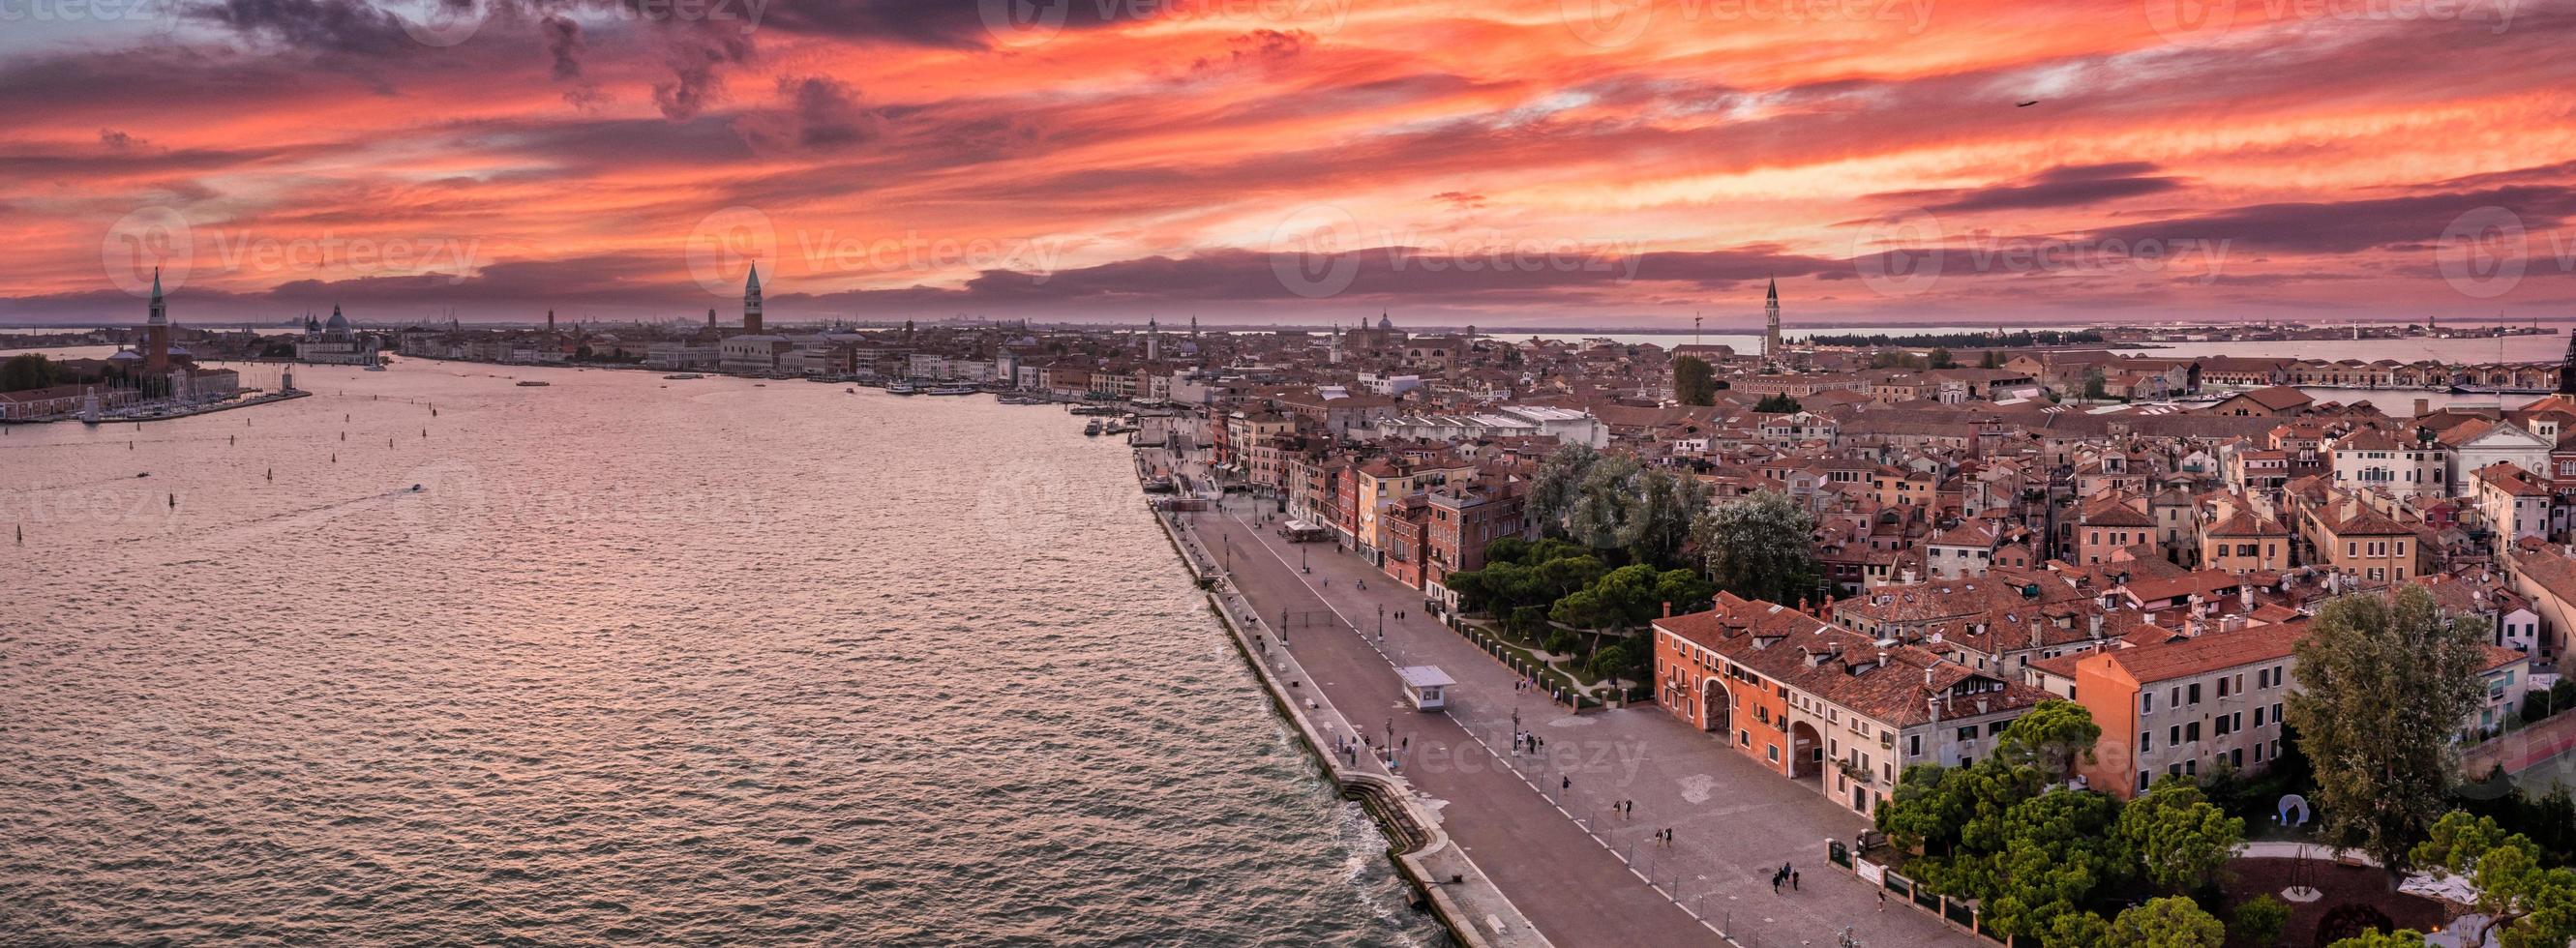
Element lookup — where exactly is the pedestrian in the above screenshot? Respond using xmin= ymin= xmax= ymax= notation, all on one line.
xmin=1877 ymin=890 xmax=1887 ymax=912
xmin=1792 ymin=870 xmax=1799 ymax=891
xmin=1562 ymin=776 xmax=1571 ymax=791
xmin=1401 ymin=736 xmax=1409 ymax=751
xmin=1771 ymin=874 xmax=1781 ymax=894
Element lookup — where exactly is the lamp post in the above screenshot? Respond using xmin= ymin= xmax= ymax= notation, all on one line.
xmin=1378 ymin=603 xmax=1386 ymax=643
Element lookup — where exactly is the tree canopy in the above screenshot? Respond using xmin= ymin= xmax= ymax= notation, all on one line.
xmin=1752 ymin=393 xmax=1802 ymax=413
xmin=2 ymin=353 xmax=60 ymax=393
xmin=1691 ymin=490 xmax=1819 ymax=606
xmin=2411 ymin=811 xmax=2576 ymax=948
xmin=2114 ymin=779 xmax=2244 ymax=894
xmin=2287 ymin=586 xmax=2489 ymax=871
xmin=2105 ymin=897 xmax=2226 ymax=948
xmin=1672 ymin=355 xmax=1717 ymax=406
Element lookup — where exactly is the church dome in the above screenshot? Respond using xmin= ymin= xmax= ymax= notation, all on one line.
xmin=325 ymin=311 xmax=350 ymax=331
xmin=107 ymin=348 xmax=141 ymax=362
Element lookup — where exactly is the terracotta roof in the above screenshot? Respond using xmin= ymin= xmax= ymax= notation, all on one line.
xmin=2084 ymin=626 xmax=2302 ymax=686
xmin=1658 ymin=594 xmax=2052 ymax=727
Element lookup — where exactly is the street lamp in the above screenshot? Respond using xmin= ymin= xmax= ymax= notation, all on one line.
xmin=1378 ymin=603 xmax=1386 ymax=642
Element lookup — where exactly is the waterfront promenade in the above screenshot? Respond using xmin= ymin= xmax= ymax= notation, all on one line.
xmin=1148 ymin=448 xmax=1980 ymax=948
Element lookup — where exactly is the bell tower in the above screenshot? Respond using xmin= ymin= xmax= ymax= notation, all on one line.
xmin=145 ymin=268 xmax=170 ymax=372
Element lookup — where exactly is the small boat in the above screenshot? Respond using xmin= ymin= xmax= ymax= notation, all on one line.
xmin=846 ymin=387 xmax=856 ymax=394
xmin=663 ymin=373 xmax=704 ymax=380
xmin=1084 ymin=420 xmax=1104 ymax=436
xmin=516 ymin=380 xmax=551 ymax=387
xmin=887 ymin=382 xmax=919 ymax=396
xmin=364 ymin=365 xmax=388 ymax=371
xmin=927 ymin=383 xmax=977 ymax=396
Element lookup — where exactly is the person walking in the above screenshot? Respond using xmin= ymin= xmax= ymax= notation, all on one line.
xmin=1792 ymin=870 xmax=1800 ymax=891
xmin=1561 ymin=776 xmax=1571 ymax=791
xmin=1877 ymin=890 xmax=1887 ymax=912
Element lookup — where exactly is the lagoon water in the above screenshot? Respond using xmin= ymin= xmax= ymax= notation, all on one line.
xmin=0 ymin=363 xmax=1434 ymax=945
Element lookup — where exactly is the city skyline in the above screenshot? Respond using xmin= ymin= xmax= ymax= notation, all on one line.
xmin=1 ymin=1 xmax=2570 ymax=326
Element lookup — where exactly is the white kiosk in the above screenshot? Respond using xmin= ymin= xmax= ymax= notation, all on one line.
xmin=1397 ymin=666 xmax=1455 ymax=711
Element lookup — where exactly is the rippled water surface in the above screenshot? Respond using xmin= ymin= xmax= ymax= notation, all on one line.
xmin=0 ymin=362 xmax=1434 ymax=946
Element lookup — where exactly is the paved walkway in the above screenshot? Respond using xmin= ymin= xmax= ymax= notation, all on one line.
xmin=1159 ymin=450 xmax=1979 ymax=948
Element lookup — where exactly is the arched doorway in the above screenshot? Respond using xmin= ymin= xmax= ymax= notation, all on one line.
xmin=1700 ymin=678 xmax=1732 ymax=735
xmin=1789 ymin=721 xmax=1824 ymax=782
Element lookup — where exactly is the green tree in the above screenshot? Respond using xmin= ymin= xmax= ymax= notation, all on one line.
xmin=1673 ymin=355 xmax=1717 ymax=406
xmin=1929 ymin=346 xmax=1956 ymax=369
xmin=2082 ymin=370 xmax=2109 ymax=401
xmin=2231 ymin=895 xmax=2290 ymax=947
xmin=1993 ymin=700 xmax=2102 ymax=779
xmin=2412 ymin=811 xmax=2576 ymax=948
xmin=1980 ymin=349 xmax=2002 ymax=370
xmin=1629 ymin=468 xmax=1711 ymax=569
xmin=1752 ymin=393 xmax=1802 ymax=413
xmin=1980 ymin=788 xmax=2128 ymax=938
xmin=1562 ymin=454 xmax=1642 ymax=552
xmin=1879 ymin=763 xmax=1974 ymax=857
xmin=1585 ymin=642 xmax=1639 ymax=682
xmin=1691 ymin=490 xmax=1819 ymax=606
xmin=1 ymin=353 xmax=58 ymax=393
xmin=1651 ymin=568 xmax=1716 ymax=615
xmin=2115 ymin=779 xmax=2245 ymax=894
xmin=2042 ymin=910 xmax=2112 ymax=948
xmin=1527 ymin=443 xmax=1599 ymax=535
xmin=2287 ymin=586 xmax=2490 ymax=872
xmin=2108 ymin=897 xmax=2225 ymax=948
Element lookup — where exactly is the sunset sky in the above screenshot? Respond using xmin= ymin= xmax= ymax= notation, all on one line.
xmin=2 ymin=0 xmax=2570 ymax=328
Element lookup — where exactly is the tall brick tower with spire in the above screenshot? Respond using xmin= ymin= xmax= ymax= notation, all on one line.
xmin=144 ymin=267 xmax=170 ymax=373
xmin=2557 ymin=332 xmax=2576 ymax=395
xmin=1762 ymin=276 xmax=1781 ymax=366
xmin=743 ymin=264 xmax=764 ymax=335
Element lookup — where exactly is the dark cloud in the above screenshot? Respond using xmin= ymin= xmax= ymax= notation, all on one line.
xmin=771 ymin=75 xmax=882 ymax=151
xmin=189 ymin=0 xmax=420 ymax=55
xmin=2086 ymin=186 xmax=2576 ymax=255
xmin=758 ymin=0 xmax=1155 ymax=49
xmin=542 ymin=14 xmax=584 ymax=80
xmin=1877 ymin=163 xmax=2184 ymax=214
xmin=99 ymin=129 xmax=146 ymax=151
xmin=1184 ymin=29 xmax=1310 ymax=75
xmin=650 ymin=24 xmax=755 ymax=119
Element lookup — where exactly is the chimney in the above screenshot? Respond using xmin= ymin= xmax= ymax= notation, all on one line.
xmin=1662 ymin=600 xmax=1673 ymax=618
xmin=2414 ymin=398 xmax=2430 ymax=417
xmin=2087 ymin=611 xmax=2105 ymax=638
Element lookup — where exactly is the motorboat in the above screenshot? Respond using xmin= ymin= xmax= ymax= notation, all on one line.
xmin=1084 ymin=420 xmax=1104 ymax=436
xmin=663 ymin=373 xmax=704 ymax=380
xmin=516 ymin=380 xmax=551 ymax=387
xmin=927 ymin=383 xmax=977 ymax=396
xmin=887 ymin=381 xmax=919 ymax=396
